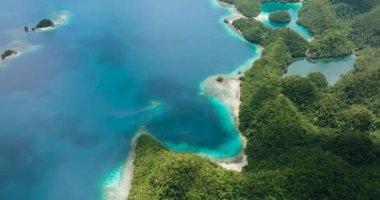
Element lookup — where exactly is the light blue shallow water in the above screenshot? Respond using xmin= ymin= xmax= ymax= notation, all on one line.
xmin=0 ymin=0 xmax=258 ymax=199
xmin=258 ymin=2 xmax=313 ymax=41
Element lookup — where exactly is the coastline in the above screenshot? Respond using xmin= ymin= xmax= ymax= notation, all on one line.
xmin=0 ymin=41 xmax=39 ymax=66
xmin=202 ymin=75 xmax=248 ymax=171
xmin=203 ymin=75 xmax=242 ymax=128
xmin=218 ymin=1 xmax=245 ymax=35
xmin=103 ymin=128 xmax=147 ymax=200
xmin=219 ymin=1 xmax=245 ymax=17
xmin=255 ymin=13 xmax=269 ymax=21
xmin=1 ymin=11 xmax=70 ymax=65
xmin=104 ymin=1 xmax=261 ymax=198
xmin=35 ymin=11 xmax=71 ymax=32
xmin=199 ymin=0 xmax=263 ymax=171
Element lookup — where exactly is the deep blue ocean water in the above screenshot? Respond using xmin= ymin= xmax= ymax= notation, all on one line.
xmin=0 ymin=0 xmax=355 ymax=199
xmin=0 ymin=0 xmax=257 ymax=199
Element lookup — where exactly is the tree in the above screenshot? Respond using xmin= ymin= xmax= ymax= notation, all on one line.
xmin=269 ymin=11 xmax=291 ymax=23
xmin=307 ymin=72 xmax=328 ymax=90
xmin=233 ymin=18 xmax=270 ymax=45
xmin=36 ymin=19 xmax=54 ymax=29
xmin=1 ymin=50 xmax=17 ymax=60
xmin=281 ymin=76 xmax=319 ymax=110
xmin=314 ymin=93 xmax=343 ymax=128
xmin=339 ymin=105 xmax=376 ymax=132
xmin=248 ymin=95 xmax=306 ymax=161
xmin=325 ymin=133 xmax=378 ymax=166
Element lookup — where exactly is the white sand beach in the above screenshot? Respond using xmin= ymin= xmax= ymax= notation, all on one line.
xmin=103 ymin=128 xmax=147 ymax=200
xmin=0 ymin=41 xmax=39 ymax=65
xmin=201 ymin=74 xmax=249 ymax=172
xmin=35 ymin=11 xmax=71 ymax=32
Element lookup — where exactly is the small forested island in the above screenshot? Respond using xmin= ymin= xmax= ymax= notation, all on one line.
xmin=126 ymin=0 xmax=380 ymax=199
xmin=216 ymin=76 xmax=224 ymax=82
xmin=269 ymin=11 xmax=291 ymax=23
xmin=1 ymin=50 xmax=17 ymax=60
xmin=35 ymin=19 xmax=54 ymax=29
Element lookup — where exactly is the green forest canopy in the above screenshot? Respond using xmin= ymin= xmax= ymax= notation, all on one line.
xmin=128 ymin=0 xmax=380 ymax=199
xmin=269 ymin=11 xmax=291 ymax=23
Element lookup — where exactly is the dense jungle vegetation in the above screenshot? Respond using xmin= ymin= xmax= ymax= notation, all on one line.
xmin=128 ymin=0 xmax=380 ymax=199
xmin=268 ymin=11 xmax=291 ymax=23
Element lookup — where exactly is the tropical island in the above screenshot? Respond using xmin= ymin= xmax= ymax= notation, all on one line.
xmin=268 ymin=11 xmax=291 ymax=23
xmin=216 ymin=76 xmax=224 ymax=82
xmin=1 ymin=50 xmax=17 ymax=60
xmin=35 ymin=19 xmax=54 ymax=29
xmin=121 ymin=0 xmax=380 ymax=199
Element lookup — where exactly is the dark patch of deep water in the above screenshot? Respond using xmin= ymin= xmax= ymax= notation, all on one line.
xmin=0 ymin=0 xmax=257 ymax=199
xmin=0 ymin=0 xmax=355 ymax=199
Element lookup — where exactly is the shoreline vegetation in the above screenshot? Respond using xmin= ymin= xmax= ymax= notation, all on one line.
xmin=0 ymin=41 xmax=39 ymax=65
xmin=32 ymin=11 xmax=70 ymax=32
xmin=297 ymin=0 xmax=353 ymax=59
xmin=104 ymin=129 xmax=147 ymax=200
xmin=35 ymin=19 xmax=54 ymax=30
xmin=221 ymin=0 xmax=355 ymax=59
xmin=112 ymin=0 xmax=380 ymax=199
xmin=1 ymin=50 xmax=18 ymax=60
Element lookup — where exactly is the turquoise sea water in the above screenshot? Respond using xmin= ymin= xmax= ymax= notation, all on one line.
xmin=258 ymin=2 xmax=313 ymax=41
xmin=0 ymin=0 xmax=355 ymax=199
xmin=0 ymin=0 xmax=258 ymax=199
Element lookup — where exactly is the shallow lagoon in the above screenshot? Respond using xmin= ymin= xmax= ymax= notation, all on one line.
xmin=258 ymin=2 xmax=313 ymax=41
xmin=286 ymin=55 xmax=355 ymax=84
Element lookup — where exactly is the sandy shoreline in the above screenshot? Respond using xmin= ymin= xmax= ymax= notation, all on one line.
xmin=203 ymin=75 xmax=242 ymax=127
xmin=201 ymin=74 xmax=249 ymax=172
xmin=219 ymin=1 xmax=246 ymax=23
xmin=1 ymin=11 xmax=70 ymax=65
xmin=255 ymin=13 xmax=269 ymax=21
xmin=104 ymin=1 xmax=259 ymax=198
xmin=199 ymin=1 xmax=262 ymax=172
xmin=103 ymin=128 xmax=147 ymax=200
xmin=0 ymin=41 xmax=39 ymax=65
xmin=35 ymin=11 xmax=70 ymax=32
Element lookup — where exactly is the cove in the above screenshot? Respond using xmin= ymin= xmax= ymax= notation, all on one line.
xmin=257 ymin=2 xmax=313 ymax=41
xmin=285 ymin=55 xmax=356 ymax=84
xmin=0 ymin=0 xmax=258 ymax=199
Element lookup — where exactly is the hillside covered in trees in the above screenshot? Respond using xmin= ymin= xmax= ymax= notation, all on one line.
xmin=128 ymin=0 xmax=380 ymax=199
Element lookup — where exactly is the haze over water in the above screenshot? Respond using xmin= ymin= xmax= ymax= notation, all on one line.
xmin=0 ymin=0 xmax=356 ymax=199
xmin=0 ymin=0 xmax=257 ymax=199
